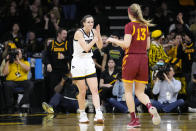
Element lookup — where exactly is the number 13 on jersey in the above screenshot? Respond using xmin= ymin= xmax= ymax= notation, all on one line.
xmin=137 ymin=28 xmax=146 ymax=41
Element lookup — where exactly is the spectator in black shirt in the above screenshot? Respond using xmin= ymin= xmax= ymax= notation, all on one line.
xmin=2 ymin=23 xmax=24 ymax=49
xmin=45 ymin=28 xmax=70 ymax=99
xmin=99 ymin=58 xmax=119 ymax=112
xmin=29 ymin=4 xmax=43 ymax=37
xmin=43 ymin=8 xmax=62 ymax=38
xmin=169 ymin=13 xmax=189 ymax=34
xmin=20 ymin=4 xmax=43 ymax=37
xmin=177 ymin=33 xmax=195 ymax=87
xmin=4 ymin=3 xmax=21 ymax=32
xmin=25 ymin=31 xmax=44 ymax=57
xmin=102 ymin=35 xmax=124 ymax=72
xmin=100 ymin=59 xmax=118 ymax=100
xmin=153 ymin=1 xmax=174 ymax=35
xmin=42 ymin=77 xmax=79 ymax=113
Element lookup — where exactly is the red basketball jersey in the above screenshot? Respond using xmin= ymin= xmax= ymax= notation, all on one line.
xmin=124 ymin=21 xmax=149 ymax=54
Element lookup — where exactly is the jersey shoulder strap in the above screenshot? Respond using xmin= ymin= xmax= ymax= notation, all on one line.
xmin=91 ymin=29 xmax=94 ymax=37
xmin=79 ymin=28 xmax=85 ymax=36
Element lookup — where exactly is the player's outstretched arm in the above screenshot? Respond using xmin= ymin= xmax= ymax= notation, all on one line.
xmin=106 ymin=34 xmax=132 ymax=49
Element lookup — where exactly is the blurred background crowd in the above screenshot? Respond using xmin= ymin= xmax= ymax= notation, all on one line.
xmin=0 ymin=0 xmax=196 ymax=114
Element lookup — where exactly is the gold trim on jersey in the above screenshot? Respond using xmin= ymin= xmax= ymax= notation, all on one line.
xmin=65 ymin=40 xmax=68 ymax=50
xmin=109 ymin=80 xmax=117 ymax=85
xmin=122 ymin=79 xmax=148 ymax=84
xmin=51 ymin=40 xmax=68 ymax=52
xmin=122 ymin=55 xmax=128 ymax=71
xmin=122 ymin=79 xmax=134 ymax=83
xmin=132 ymin=25 xmax=135 ymax=36
xmin=55 ymin=41 xmax=65 ymax=46
xmin=147 ymin=26 xmax=149 ymax=35
xmin=53 ymin=48 xmax=65 ymax=52
xmin=132 ymin=21 xmax=140 ymax=23
xmin=134 ymin=80 xmax=148 ymax=84
xmin=51 ymin=40 xmax=54 ymax=50
xmin=185 ymin=42 xmax=193 ymax=48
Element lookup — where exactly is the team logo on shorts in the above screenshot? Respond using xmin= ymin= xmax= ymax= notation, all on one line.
xmin=72 ymin=66 xmax=75 ymax=69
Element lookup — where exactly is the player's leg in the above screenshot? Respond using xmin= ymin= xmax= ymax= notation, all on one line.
xmin=122 ymin=54 xmax=141 ymax=128
xmin=135 ymin=82 xmax=161 ymax=125
xmin=134 ymin=82 xmax=150 ymax=105
xmin=86 ymin=77 xmax=104 ymax=124
xmin=75 ymin=79 xmax=89 ymax=123
xmin=134 ymin=54 xmax=161 ymax=125
xmin=123 ymin=82 xmax=135 ymax=113
xmin=123 ymin=81 xmax=141 ymax=128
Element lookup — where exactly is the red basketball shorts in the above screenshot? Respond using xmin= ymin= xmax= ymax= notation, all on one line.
xmin=122 ymin=54 xmax=148 ymax=84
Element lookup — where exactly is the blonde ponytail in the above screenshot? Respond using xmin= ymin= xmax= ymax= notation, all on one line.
xmin=128 ymin=3 xmax=154 ymax=27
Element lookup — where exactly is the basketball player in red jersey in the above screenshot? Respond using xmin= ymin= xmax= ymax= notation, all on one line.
xmin=106 ymin=3 xmax=161 ymax=128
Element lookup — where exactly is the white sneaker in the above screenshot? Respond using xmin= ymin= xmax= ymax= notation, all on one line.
xmin=79 ymin=112 xmax=89 ymax=123
xmin=94 ymin=111 xmax=104 ymax=124
xmin=149 ymin=106 xmax=161 ymax=125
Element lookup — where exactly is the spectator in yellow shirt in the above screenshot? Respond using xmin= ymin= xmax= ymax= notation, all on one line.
xmin=148 ymin=30 xmax=169 ymax=88
xmin=148 ymin=30 xmax=169 ymax=68
xmin=2 ymin=48 xmax=33 ymax=113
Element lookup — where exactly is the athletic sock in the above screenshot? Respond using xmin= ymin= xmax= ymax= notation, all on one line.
xmin=95 ymin=108 xmax=102 ymax=114
xmin=79 ymin=109 xmax=85 ymax=114
xmin=146 ymin=103 xmax=152 ymax=110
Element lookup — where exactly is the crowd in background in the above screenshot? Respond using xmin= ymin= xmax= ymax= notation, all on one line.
xmin=0 ymin=0 xmax=196 ymax=114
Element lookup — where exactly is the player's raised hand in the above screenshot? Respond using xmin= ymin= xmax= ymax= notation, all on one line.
xmin=96 ymin=24 xmax=101 ymax=34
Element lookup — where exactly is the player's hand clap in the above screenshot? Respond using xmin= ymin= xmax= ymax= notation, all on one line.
xmin=93 ymin=36 xmax=98 ymax=44
xmin=96 ymin=24 xmax=101 ymax=35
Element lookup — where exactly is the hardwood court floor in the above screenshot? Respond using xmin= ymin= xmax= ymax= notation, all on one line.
xmin=0 ymin=113 xmax=196 ymax=131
